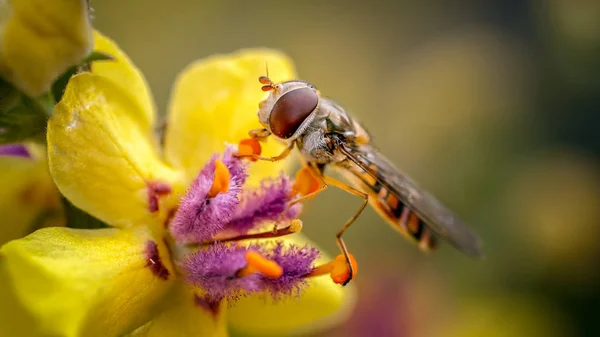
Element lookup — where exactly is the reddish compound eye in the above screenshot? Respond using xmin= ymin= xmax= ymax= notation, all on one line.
xmin=269 ymin=88 xmax=318 ymax=139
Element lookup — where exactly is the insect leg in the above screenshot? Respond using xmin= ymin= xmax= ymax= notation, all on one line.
xmin=270 ymin=166 xmax=328 ymax=232
xmin=321 ymin=174 xmax=369 ymax=286
xmin=289 ymin=166 xmax=328 ymax=206
xmin=289 ymin=183 xmax=327 ymax=206
xmin=248 ymin=128 xmax=271 ymax=141
xmin=236 ymin=142 xmax=294 ymax=162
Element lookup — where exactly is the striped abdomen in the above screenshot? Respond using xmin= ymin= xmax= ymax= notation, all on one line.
xmin=337 ymin=161 xmax=438 ymax=252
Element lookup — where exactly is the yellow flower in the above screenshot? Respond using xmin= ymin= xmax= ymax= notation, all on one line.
xmin=0 ymin=142 xmax=63 ymax=245
xmin=0 ymin=31 xmax=354 ymax=337
xmin=0 ymin=0 xmax=92 ymax=96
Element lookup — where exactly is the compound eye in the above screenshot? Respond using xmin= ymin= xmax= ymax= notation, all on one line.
xmin=269 ymin=87 xmax=318 ymax=139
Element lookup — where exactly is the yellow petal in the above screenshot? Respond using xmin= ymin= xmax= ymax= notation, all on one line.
xmin=127 ymin=284 xmax=228 ymax=337
xmin=0 ymin=0 xmax=92 ymax=96
xmin=91 ymin=31 xmax=156 ymax=129
xmin=0 ymin=257 xmax=40 ymax=336
xmin=228 ymin=234 xmax=356 ymax=335
xmin=0 ymin=226 xmax=174 ymax=337
xmin=0 ymin=145 xmax=63 ymax=245
xmin=165 ymin=49 xmax=296 ymax=185
xmin=48 ymin=73 xmax=182 ymax=228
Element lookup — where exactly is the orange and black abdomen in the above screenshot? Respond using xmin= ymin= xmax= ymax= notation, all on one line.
xmin=374 ymin=186 xmax=438 ymax=251
xmin=339 ymin=162 xmax=438 ymax=252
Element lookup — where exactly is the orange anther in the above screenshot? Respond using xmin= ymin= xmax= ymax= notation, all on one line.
xmin=330 ymin=254 xmax=358 ymax=284
xmin=237 ymin=251 xmax=283 ymax=279
xmin=237 ymin=138 xmax=262 ymax=161
xmin=207 ymin=160 xmax=230 ymax=198
xmin=305 ymin=253 xmax=358 ymax=284
xmin=292 ymin=166 xmax=320 ymax=196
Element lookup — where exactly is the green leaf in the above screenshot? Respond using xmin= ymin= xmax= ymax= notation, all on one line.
xmin=51 ymin=67 xmax=77 ymax=105
xmin=85 ymin=51 xmax=115 ymax=63
xmin=0 ymin=100 xmax=47 ymax=144
xmin=0 ymin=78 xmax=21 ymax=113
xmin=0 ymin=82 xmax=57 ymax=144
xmin=0 ymin=50 xmax=115 ymax=144
xmin=52 ymin=51 xmax=115 ymax=102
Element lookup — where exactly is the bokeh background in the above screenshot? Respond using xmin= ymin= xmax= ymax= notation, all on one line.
xmin=92 ymin=1 xmax=600 ymax=336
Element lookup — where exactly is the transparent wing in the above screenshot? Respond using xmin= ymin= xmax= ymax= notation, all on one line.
xmin=339 ymin=144 xmax=484 ymax=258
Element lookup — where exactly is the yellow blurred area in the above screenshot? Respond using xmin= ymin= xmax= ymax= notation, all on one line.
xmin=0 ymin=144 xmax=63 ymax=245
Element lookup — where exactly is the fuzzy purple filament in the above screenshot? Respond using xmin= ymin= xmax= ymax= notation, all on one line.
xmin=182 ymin=243 xmax=261 ymax=302
xmin=181 ymin=241 xmax=320 ymax=303
xmin=258 ymin=242 xmax=320 ymax=299
xmin=224 ymin=175 xmax=302 ymax=234
xmin=170 ymin=147 xmax=248 ymax=243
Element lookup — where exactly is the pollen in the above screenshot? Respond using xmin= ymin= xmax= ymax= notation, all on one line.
xmin=207 ymin=160 xmax=230 ymax=198
xmin=306 ymin=253 xmax=358 ymax=284
xmin=237 ymin=251 xmax=283 ymax=279
xmin=330 ymin=254 xmax=358 ymax=284
xmin=292 ymin=166 xmax=321 ymax=197
xmin=289 ymin=219 xmax=303 ymax=233
xmin=237 ymin=138 xmax=262 ymax=161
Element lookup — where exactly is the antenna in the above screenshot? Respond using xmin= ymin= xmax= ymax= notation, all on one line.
xmin=259 ymin=61 xmax=274 ymax=91
xmin=266 ymin=61 xmax=270 ymax=79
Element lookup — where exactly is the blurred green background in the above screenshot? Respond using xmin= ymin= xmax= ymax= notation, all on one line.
xmin=93 ymin=1 xmax=600 ymax=336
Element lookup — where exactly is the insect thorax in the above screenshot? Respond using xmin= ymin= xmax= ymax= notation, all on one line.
xmin=296 ymin=127 xmax=333 ymax=164
xmin=295 ymin=99 xmax=361 ymax=165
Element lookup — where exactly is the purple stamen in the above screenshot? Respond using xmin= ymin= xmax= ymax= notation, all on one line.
xmin=220 ymin=145 xmax=247 ymax=182
xmin=0 ymin=144 xmax=30 ymax=158
xmin=181 ymin=243 xmax=261 ymax=302
xmin=258 ymin=242 xmax=320 ymax=299
xmin=172 ymin=146 xmax=320 ymax=303
xmin=181 ymin=241 xmax=319 ymax=303
xmin=224 ymin=175 xmax=301 ymax=235
xmin=170 ymin=146 xmax=248 ymax=243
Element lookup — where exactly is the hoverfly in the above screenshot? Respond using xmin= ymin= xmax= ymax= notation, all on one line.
xmin=238 ymin=75 xmax=483 ymax=285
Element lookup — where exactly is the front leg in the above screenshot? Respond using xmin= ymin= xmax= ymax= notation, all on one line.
xmin=248 ymin=128 xmax=271 ymax=142
xmin=236 ymin=141 xmax=294 ymax=162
